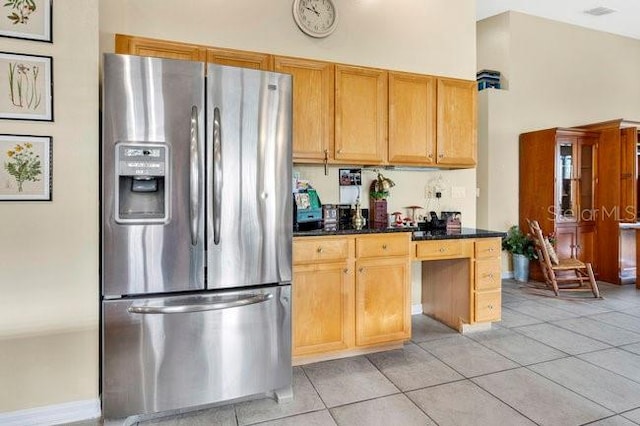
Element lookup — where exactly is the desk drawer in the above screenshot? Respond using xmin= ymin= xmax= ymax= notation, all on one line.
xmin=475 ymin=238 xmax=501 ymax=259
xmin=475 ymin=290 xmax=501 ymax=322
xmin=476 ymin=259 xmax=501 ymax=290
xmin=293 ymin=237 xmax=351 ymax=264
xmin=356 ymin=233 xmax=410 ymax=258
xmin=415 ymin=240 xmax=463 ymax=259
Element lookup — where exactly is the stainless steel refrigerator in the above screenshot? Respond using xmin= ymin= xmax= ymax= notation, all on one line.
xmin=100 ymin=53 xmax=292 ymax=419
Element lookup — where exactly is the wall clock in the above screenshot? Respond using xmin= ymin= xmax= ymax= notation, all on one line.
xmin=292 ymin=0 xmax=338 ymax=38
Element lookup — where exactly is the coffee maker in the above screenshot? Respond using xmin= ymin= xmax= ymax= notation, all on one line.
xmin=293 ymin=188 xmax=323 ymax=231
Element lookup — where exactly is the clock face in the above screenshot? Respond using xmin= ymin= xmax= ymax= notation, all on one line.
xmin=293 ymin=0 xmax=338 ymax=38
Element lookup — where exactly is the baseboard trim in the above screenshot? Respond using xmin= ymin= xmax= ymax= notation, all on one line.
xmin=411 ymin=304 xmax=423 ymax=315
xmin=0 ymin=399 xmax=101 ymax=426
xmin=502 ymin=271 xmax=514 ymax=279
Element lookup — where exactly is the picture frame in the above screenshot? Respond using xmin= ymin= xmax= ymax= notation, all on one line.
xmin=0 ymin=51 xmax=53 ymax=121
xmin=0 ymin=0 xmax=52 ymax=43
xmin=0 ymin=134 xmax=52 ymax=201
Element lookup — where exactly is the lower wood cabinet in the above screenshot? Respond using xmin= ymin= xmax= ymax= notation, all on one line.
xmin=355 ymin=256 xmax=411 ymax=346
xmin=473 ymin=238 xmax=502 ymax=322
xmin=292 ymin=233 xmax=411 ymax=362
xmin=292 ymin=261 xmax=354 ymax=356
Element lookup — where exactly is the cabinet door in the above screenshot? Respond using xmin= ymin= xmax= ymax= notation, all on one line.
xmin=577 ymin=224 xmax=596 ymax=267
xmin=335 ymin=65 xmax=388 ymax=164
xmin=115 ymin=34 xmax=204 ymax=61
xmin=556 ymin=137 xmax=578 ymax=223
xmin=620 ymin=127 xmax=638 ymax=222
xmin=355 ymin=257 xmax=410 ymax=346
xmin=555 ymin=224 xmax=577 ymax=259
xmin=293 ymin=262 xmax=354 ymax=357
xmin=274 ymin=57 xmax=334 ymax=163
xmin=436 ymin=78 xmax=476 ymax=166
xmin=206 ymin=47 xmax=272 ymax=70
xmin=578 ymin=137 xmax=597 ymax=223
xmin=388 ymin=72 xmax=436 ymax=165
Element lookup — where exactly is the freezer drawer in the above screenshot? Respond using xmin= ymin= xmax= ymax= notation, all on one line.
xmin=102 ymin=285 xmax=291 ymax=419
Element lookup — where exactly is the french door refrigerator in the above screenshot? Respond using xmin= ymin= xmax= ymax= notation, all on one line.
xmin=101 ymin=53 xmax=292 ymax=419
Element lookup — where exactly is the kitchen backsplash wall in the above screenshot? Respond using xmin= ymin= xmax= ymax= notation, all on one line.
xmin=295 ymin=164 xmax=477 ymax=226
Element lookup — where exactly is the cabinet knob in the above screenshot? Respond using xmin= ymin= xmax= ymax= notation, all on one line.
xmin=344 ymin=268 xmax=349 ymax=274
xmin=489 ymin=247 xmax=495 ymax=252
xmin=382 ymin=244 xmax=388 ymax=250
xmin=488 ymin=273 xmax=494 ymax=279
xmin=438 ymin=154 xmax=444 ymax=159
xmin=359 ymin=267 xmax=364 ymax=273
xmin=317 ymin=247 xmax=323 ymax=253
xmin=428 ymin=153 xmax=433 ymax=159
xmin=439 ymin=247 xmax=446 ymax=253
xmin=488 ymin=304 xmax=494 ymax=310
xmin=337 ymin=149 xmax=343 ymax=154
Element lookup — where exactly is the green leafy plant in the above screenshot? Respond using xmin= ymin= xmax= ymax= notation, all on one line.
xmin=4 ymin=142 xmax=41 ymax=192
xmin=502 ymin=225 xmax=537 ymax=260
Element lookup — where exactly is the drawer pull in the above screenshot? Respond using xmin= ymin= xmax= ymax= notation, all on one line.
xmin=382 ymin=244 xmax=388 ymax=250
xmin=439 ymin=247 xmax=446 ymax=253
xmin=317 ymin=247 xmax=323 ymax=253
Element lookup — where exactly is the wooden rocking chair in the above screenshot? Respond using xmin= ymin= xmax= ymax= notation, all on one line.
xmin=527 ymin=219 xmax=600 ymax=298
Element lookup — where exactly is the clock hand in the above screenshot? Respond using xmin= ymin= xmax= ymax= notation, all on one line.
xmin=305 ymin=6 xmax=320 ymax=15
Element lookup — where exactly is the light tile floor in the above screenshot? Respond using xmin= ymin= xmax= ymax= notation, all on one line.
xmin=77 ymin=279 xmax=640 ymax=426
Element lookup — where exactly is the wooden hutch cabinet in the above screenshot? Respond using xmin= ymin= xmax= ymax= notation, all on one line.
xmin=520 ymin=128 xmax=599 ymax=278
xmin=579 ymin=119 xmax=640 ymax=284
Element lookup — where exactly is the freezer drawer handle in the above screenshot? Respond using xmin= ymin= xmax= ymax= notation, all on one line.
xmin=190 ymin=105 xmax=200 ymax=246
xmin=213 ymin=106 xmax=222 ymax=245
xmin=127 ymin=293 xmax=273 ymax=314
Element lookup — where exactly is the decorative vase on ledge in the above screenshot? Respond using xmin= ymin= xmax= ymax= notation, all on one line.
xmin=513 ymin=253 xmax=530 ymax=282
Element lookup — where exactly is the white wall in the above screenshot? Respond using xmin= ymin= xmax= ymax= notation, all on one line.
xmin=0 ymin=0 xmax=99 ymax=413
xmin=477 ymin=11 xmax=640 ymax=273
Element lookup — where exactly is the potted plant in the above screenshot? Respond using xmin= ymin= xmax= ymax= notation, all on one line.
xmin=502 ymin=225 xmax=537 ymax=282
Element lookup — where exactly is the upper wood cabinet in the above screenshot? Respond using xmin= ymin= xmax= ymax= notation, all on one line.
xmin=206 ymin=47 xmax=272 ymax=70
xmin=274 ymin=56 xmax=334 ymax=164
xmin=115 ymin=34 xmax=205 ymax=61
xmin=335 ymin=65 xmax=388 ymax=165
xmin=388 ymin=72 xmax=437 ymax=165
xmin=436 ymin=78 xmax=477 ymax=166
xmin=114 ymin=34 xmax=477 ymax=169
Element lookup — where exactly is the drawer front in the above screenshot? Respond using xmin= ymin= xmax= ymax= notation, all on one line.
xmin=475 ymin=238 xmax=501 ymax=259
xmin=415 ymin=240 xmax=463 ymax=259
xmin=293 ymin=237 xmax=351 ymax=264
xmin=356 ymin=233 xmax=410 ymax=258
xmin=476 ymin=259 xmax=501 ymax=290
xmin=475 ymin=291 xmax=501 ymax=322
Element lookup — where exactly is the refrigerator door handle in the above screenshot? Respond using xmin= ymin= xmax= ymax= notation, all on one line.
xmin=189 ymin=105 xmax=200 ymax=246
xmin=213 ymin=106 xmax=222 ymax=245
xmin=127 ymin=292 xmax=273 ymax=314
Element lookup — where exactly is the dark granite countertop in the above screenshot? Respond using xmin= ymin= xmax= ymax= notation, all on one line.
xmin=294 ymin=227 xmax=506 ymax=240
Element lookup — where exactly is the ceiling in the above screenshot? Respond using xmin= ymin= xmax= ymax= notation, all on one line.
xmin=476 ymin=0 xmax=640 ymax=41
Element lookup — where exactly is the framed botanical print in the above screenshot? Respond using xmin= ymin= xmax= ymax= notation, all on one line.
xmin=0 ymin=0 xmax=52 ymax=42
xmin=0 ymin=134 xmax=52 ymax=201
xmin=0 ymin=52 xmax=53 ymax=121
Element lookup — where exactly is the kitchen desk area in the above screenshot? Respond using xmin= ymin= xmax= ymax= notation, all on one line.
xmin=292 ymin=227 xmax=505 ymax=364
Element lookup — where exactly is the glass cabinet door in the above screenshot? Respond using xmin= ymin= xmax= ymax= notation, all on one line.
xmin=557 ymin=141 xmax=576 ymax=221
xmin=578 ymin=140 xmax=595 ymax=221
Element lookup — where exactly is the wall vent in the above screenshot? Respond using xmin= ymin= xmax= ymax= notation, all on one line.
xmin=584 ymin=6 xmax=617 ymax=16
